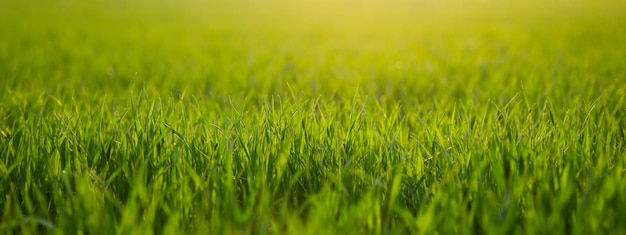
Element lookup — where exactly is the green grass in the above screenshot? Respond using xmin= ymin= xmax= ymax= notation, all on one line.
xmin=1 ymin=0 xmax=626 ymax=234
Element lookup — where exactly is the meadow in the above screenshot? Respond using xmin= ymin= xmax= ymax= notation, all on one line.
xmin=1 ymin=0 xmax=626 ymax=234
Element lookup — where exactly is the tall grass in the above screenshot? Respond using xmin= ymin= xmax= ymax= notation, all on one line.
xmin=1 ymin=0 xmax=625 ymax=234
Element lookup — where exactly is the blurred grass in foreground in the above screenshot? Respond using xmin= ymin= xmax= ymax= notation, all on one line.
xmin=1 ymin=0 xmax=626 ymax=234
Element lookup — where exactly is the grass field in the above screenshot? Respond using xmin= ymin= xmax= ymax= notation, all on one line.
xmin=1 ymin=0 xmax=626 ymax=234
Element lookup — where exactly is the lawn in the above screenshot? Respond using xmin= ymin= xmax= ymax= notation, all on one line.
xmin=1 ymin=0 xmax=626 ymax=234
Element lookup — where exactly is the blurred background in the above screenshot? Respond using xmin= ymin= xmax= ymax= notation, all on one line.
xmin=1 ymin=0 xmax=625 ymax=101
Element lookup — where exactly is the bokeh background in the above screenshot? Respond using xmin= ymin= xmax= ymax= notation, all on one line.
xmin=3 ymin=0 xmax=625 ymax=101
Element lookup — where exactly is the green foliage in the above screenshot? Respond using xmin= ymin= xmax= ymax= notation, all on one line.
xmin=1 ymin=0 xmax=626 ymax=234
